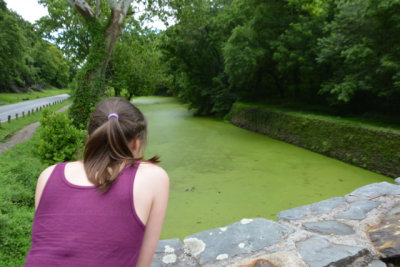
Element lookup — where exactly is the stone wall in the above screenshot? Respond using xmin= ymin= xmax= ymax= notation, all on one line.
xmin=230 ymin=103 xmax=400 ymax=177
xmin=152 ymin=180 xmax=400 ymax=267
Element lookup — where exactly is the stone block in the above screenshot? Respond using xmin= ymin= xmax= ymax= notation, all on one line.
xmin=368 ymin=204 xmax=400 ymax=261
xmin=155 ymin=238 xmax=183 ymax=253
xmin=183 ymin=218 xmax=294 ymax=263
xmin=367 ymin=259 xmax=387 ymax=267
xmin=229 ymin=251 xmax=307 ymax=267
xmin=278 ymin=197 xmax=346 ymax=221
xmin=334 ymin=200 xmax=379 ymax=220
xmin=386 ymin=204 xmax=400 ymax=217
xmin=278 ymin=205 xmax=311 ymax=221
xmin=310 ymin=197 xmax=346 ymax=215
xmin=303 ymin=221 xmax=355 ymax=235
xmin=349 ymin=182 xmax=400 ymax=198
xmin=153 ymin=238 xmax=192 ymax=267
xmin=296 ymin=236 xmax=369 ymax=267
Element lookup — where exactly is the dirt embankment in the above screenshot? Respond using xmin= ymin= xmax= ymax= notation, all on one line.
xmin=0 ymin=104 xmax=71 ymax=154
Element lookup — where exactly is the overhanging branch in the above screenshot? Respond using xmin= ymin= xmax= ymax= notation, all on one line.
xmin=64 ymin=0 xmax=95 ymax=18
xmin=95 ymin=0 xmax=101 ymax=18
xmin=107 ymin=0 xmax=133 ymax=15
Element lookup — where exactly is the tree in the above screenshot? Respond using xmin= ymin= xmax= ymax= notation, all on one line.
xmin=316 ymin=0 xmax=400 ymax=114
xmin=0 ymin=1 xmax=69 ymax=92
xmin=39 ymin=0 xmax=171 ymax=127
xmin=0 ymin=4 xmax=28 ymax=91
xmin=317 ymin=0 xmax=375 ymax=104
xmin=108 ymin=24 xmax=171 ymax=99
xmin=161 ymin=0 xmax=245 ymax=116
xmin=32 ymin=42 xmax=70 ymax=88
xmin=271 ymin=0 xmax=333 ymax=103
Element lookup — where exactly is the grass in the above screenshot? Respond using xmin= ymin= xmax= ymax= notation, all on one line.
xmin=0 ymin=98 xmax=76 ymax=266
xmin=0 ymin=132 xmax=46 ymax=266
xmin=0 ymin=99 xmax=72 ymax=143
xmin=0 ymin=88 xmax=70 ymax=105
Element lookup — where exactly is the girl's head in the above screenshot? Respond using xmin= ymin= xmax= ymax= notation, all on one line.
xmin=84 ymin=97 xmax=157 ymax=192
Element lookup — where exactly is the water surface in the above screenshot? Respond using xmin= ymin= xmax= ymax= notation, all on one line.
xmin=134 ymin=97 xmax=392 ymax=239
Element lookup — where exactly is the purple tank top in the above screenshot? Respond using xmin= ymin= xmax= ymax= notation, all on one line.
xmin=25 ymin=162 xmax=145 ymax=267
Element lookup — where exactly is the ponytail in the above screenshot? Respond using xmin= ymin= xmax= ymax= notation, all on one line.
xmin=83 ymin=97 xmax=159 ymax=193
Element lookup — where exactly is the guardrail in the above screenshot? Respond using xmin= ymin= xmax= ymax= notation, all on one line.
xmin=0 ymin=99 xmax=66 ymax=129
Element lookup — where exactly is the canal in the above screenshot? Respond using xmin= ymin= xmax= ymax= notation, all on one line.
xmin=133 ymin=97 xmax=392 ymax=239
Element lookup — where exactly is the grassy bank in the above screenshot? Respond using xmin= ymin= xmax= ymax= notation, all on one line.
xmin=0 ymin=88 xmax=70 ymax=105
xmin=0 ymin=99 xmax=72 ymax=142
xmin=0 ymin=132 xmax=43 ymax=266
xmin=231 ymin=102 xmax=400 ymax=177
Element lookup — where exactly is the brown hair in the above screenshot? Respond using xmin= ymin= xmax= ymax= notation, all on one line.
xmin=83 ymin=97 xmax=158 ymax=192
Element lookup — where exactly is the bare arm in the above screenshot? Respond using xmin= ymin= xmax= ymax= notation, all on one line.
xmin=135 ymin=165 xmax=170 ymax=267
xmin=35 ymin=165 xmax=56 ymax=210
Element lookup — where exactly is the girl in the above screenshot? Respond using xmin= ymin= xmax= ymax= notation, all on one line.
xmin=25 ymin=97 xmax=169 ymax=266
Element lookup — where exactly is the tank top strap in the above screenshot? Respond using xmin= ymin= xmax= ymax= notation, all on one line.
xmin=125 ymin=161 xmax=145 ymax=229
xmin=35 ymin=162 xmax=69 ymax=216
xmin=44 ymin=162 xmax=69 ymax=189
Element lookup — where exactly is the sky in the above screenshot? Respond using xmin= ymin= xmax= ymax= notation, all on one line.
xmin=4 ymin=0 xmax=169 ymax=30
xmin=5 ymin=0 xmax=48 ymax=23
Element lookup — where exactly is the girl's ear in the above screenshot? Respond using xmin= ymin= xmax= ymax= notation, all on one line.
xmin=131 ymin=139 xmax=142 ymax=158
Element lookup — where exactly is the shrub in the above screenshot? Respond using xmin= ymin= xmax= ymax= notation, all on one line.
xmin=38 ymin=109 xmax=86 ymax=165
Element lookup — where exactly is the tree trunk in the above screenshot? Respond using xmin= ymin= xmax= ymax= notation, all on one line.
xmin=65 ymin=0 xmax=133 ymax=127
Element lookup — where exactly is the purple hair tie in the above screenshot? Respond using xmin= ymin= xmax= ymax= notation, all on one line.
xmin=107 ymin=113 xmax=119 ymax=120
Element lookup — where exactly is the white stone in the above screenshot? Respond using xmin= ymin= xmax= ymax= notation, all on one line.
xmin=209 ymin=232 xmax=213 ymax=236
xmin=241 ymin=218 xmax=253 ymax=224
xmin=216 ymin=253 xmax=229 ymax=260
xmin=164 ymin=245 xmax=174 ymax=253
xmin=220 ymin=227 xmax=228 ymax=232
xmin=162 ymin=254 xmax=177 ymax=264
xmin=238 ymin=242 xmax=245 ymax=248
xmin=183 ymin=237 xmax=206 ymax=256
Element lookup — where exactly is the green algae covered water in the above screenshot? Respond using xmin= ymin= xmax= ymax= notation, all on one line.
xmin=133 ymin=97 xmax=393 ymax=239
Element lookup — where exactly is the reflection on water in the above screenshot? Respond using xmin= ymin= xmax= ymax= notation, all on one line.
xmin=134 ymin=96 xmax=392 ymax=239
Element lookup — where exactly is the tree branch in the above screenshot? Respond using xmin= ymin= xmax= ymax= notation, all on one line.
xmin=107 ymin=0 xmax=132 ymax=15
xmin=64 ymin=0 xmax=95 ymax=18
xmin=96 ymin=0 xmax=101 ymax=18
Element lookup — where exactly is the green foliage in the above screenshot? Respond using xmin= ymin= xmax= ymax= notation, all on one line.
xmin=32 ymin=42 xmax=70 ymax=88
xmin=37 ymin=0 xmax=91 ymax=68
xmin=0 ymin=2 xmax=70 ymax=92
xmin=0 ymin=7 xmax=28 ymax=90
xmin=38 ymin=108 xmax=86 ymax=165
xmin=0 ymin=133 xmax=44 ymax=265
xmin=163 ymin=0 xmax=400 ymax=118
xmin=108 ymin=24 xmax=172 ymax=99
xmin=231 ymin=103 xmax=400 ymax=177
xmin=38 ymin=0 xmax=177 ymax=127
xmin=161 ymin=0 xmax=243 ymax=116
xmin=67 ymin=18 xmax=107 ymax=128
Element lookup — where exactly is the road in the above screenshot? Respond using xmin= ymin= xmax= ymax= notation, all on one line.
xmin=0 ymin=94 xmax=70 ymax=123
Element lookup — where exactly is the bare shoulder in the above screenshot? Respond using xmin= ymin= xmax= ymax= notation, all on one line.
xmin=137 ymin=163 xmax=169 ymax=186
xmin=35 ymin=164 xmax=57 ymax=209
xmin=38 ymin=164 xmax=57 ymax=185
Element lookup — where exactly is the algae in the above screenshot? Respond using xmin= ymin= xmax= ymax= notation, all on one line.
xmin=133 ymin=97 xmax=392 ymax=239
